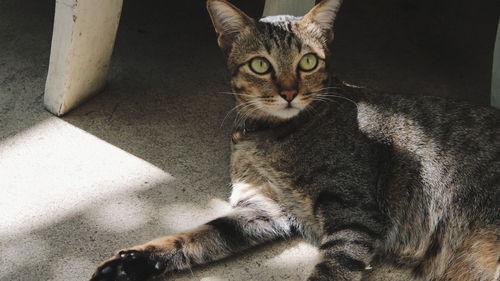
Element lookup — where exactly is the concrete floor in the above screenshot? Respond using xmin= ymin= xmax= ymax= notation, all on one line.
xmin=0 ymin=0 xmax=497 ymax=281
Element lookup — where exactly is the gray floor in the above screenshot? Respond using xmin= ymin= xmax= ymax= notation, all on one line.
xmin=0 ymin=0 xmax=497 ymax=280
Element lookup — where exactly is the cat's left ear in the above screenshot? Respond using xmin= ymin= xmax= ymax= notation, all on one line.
xmin=301 ymin=0 xmax=343 ymax=42
xmin=207 ymin=0 xmax=255 ymax=52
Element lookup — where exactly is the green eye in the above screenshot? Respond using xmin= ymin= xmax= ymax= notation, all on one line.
xmin=249 ymin=57 xmax=271 ymax=74
xmin=298 ymin=53 xmax=318 ymax=72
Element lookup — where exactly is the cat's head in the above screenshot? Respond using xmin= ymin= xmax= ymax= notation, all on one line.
xmin=207 ymin=0 xmax=342 ymax=122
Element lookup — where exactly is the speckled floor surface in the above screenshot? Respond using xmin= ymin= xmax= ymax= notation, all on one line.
xmin=0 ymin=0 xmax=497 ymax=280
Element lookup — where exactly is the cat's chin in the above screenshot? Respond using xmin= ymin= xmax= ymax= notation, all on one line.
xmin=268 ymin=107 xmax=302 ymax=120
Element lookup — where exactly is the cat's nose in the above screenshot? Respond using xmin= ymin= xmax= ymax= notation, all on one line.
xmin=279 ymin=90 xmax=298 ymax=102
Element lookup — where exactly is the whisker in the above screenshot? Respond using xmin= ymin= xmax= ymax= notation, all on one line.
xmin=303 ymin=103 xmax=319 ymax=116
xmin=303 ymin=87 xmax=341 ymax=97
xmin=216 ymin=91 xmax=254 ymax=98
xmin=233 ymin=101 xmax=260 ymax=127
xmin=311 ymin=92 xmax=358 ymax=108
xmin=315 ymin=86 xmax=343 ymax=92
xmin=220 ymin=100 xmax=255 ymax=128
xmin=311 ymin=97 xmax=338 ymax=104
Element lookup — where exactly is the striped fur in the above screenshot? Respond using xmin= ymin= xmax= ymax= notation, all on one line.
xmin=90 ymin=1 xmax=499 ymax=280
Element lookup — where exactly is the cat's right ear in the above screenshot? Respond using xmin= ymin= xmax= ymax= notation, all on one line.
xmin=206 ymin=0 xmax=254 ymax=52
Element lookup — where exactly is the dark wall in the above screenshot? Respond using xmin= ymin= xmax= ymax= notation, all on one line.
xmin=330 ymin=0 xmax=499 ymax=104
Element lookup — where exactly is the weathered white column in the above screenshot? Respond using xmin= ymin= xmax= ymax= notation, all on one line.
xmin=263 ymin=0 xmax=316 ymax=17
xmin=492 ymin=19 xmax=500 ymax=109
xmin=44 ymin=0 xmax=123 ymax=116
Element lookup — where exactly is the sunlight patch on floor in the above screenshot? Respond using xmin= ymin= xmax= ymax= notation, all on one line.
xmin=50 ymin=256 xmax=96 ymax=281
xmin=265 ymin=241 xmax=319 ymax=270
xmin=86 ymin=195 xmax=155 ymax=232
xmin=0 ymin=118 xmax=173 ymax=238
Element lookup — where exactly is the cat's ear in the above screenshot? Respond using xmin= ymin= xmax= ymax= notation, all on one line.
xmin=207 ymin=0 xmax=254 ymax=51
xmin=301 ymin=0 xmax=342 ymax=42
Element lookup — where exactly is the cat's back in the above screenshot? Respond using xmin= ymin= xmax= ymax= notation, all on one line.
xmin=356 ymin=89 xmax=500 ymax=158
xmin=355 ymin=87 xmax=500 ymax=215
xmin=353 ymin=87 xmax=499 ymax=280
xmin=355 ymin=89 xmax=500 ymax=193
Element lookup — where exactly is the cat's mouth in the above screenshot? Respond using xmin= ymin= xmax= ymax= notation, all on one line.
xmin=273 ymin=103 xmax=302 ymax=119
xmin=253 ymin=95 xmax=310 ymax=120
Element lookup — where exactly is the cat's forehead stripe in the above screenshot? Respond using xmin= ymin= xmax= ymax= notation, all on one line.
xmin=263 ymin=41 xmax=271 ymax=54
xmin=259 ymin=21 xmax=302 ymax=53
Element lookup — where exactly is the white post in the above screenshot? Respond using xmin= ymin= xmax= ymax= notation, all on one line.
xmin=44 ymin=0 xmax=123 ymax=116
xmin=262 ymin=0 xmax=316 ymax=17
xmin=492 ymin=19 xmax=500 ymax=109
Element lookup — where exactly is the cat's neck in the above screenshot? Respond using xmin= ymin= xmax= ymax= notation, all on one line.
xmin=231 ymin=99 xmax=331 ymax=144
xmin=232 ymin=117 xmax=281 ymax=144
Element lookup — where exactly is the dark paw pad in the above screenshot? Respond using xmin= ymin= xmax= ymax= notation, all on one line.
xmin=90 ymin=250 xmax=165 ymax=281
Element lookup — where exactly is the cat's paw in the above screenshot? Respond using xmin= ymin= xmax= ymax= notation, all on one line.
xmin=90 ymin=249 xmax=166 ymax=281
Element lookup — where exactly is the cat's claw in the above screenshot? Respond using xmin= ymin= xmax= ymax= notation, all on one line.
xmin=90 ymin=250 xmax=165 ymax=281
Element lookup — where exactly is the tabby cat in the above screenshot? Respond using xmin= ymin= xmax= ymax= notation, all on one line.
xmin=90 ymin=0 xmax=500 ymax=280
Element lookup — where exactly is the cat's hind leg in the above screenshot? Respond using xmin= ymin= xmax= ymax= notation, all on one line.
xmin=90 ymin=193 xmax=291 ymax=281
xmin=440 ymin=228 xmax=499 ymax=281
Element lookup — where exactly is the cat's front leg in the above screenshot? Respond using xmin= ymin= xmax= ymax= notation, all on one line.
xmin=90 ymin=196 xmax=291 ymax=281
xmin=306 ymin=195 xmax=385 ymax=281
xmin=307 ymin=230 xmax=379 ymax=281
